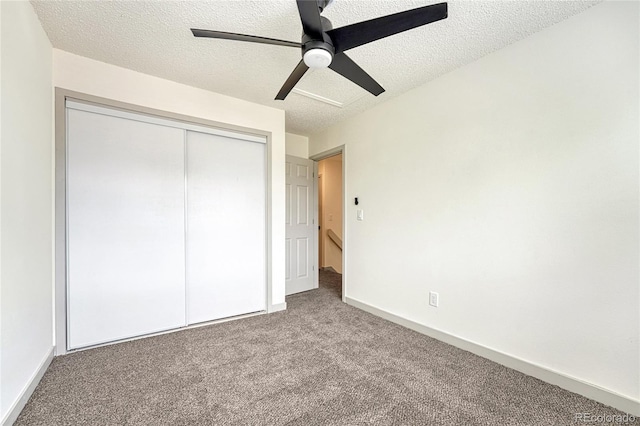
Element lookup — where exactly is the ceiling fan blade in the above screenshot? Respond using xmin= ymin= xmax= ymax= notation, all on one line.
xmin=326 ymin=2 xmax=448 ymax=53
xmin=329 ymin=53 xmax=384 ymax=96
xmin=296 ymin=0 xmax=324 ymax=39
xmin=191 ymin=29 xmax=300 ymax=48
xmin=275 ymin=60 xmax=309 ymax=100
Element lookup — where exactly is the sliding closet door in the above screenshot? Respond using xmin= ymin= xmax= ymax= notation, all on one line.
xmin=67 ymin=107 xmax=186 ymax=349
xmin=186 ymin=131 xmax=266 ymax=324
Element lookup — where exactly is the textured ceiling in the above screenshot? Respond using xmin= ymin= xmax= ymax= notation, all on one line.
xmin=31 ymin=0 xmax=599 ymax=135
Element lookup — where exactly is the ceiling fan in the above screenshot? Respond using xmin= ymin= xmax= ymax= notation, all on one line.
xmin=191 ymin=0 xmax=448 ymax=101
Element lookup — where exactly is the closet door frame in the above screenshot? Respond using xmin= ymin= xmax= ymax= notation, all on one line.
xmin=54 ymin=88 xmax=273 ymax=355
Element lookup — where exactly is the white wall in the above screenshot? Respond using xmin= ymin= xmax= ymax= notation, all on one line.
xmin=53 ymin=50 xmax=286 ymax=310
xmin=285 ymin=132 xmax=309 ymax=158
xmin=310 ymin=1 xmax=639 ymax=407
xmin=1 ymin=0 xmax=54 ymax=421
xmin=319 ymin=155 xmax=342 ymax=273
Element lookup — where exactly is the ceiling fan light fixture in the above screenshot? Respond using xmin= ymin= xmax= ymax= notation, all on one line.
xmin=303 ymin=48 xmax=333 ymax=69
xmin=191 ymin=1 xmax=449 ymax=100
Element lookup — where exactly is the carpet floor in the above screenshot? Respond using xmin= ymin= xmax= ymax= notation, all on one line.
xmin=16 ymin=270 xmax=628 ymax=425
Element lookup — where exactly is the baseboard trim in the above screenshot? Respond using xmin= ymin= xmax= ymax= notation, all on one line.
xmin=1 ymin=347 xmax=54 ymax=426
xmin=268 ymin=302 xmax=287 ymax=313
xmin=345 ymin=296 xmax=640 ymax=416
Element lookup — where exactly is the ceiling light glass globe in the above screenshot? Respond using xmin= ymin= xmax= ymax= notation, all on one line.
xmin=303 ymin=48 xmax=332 ymax=69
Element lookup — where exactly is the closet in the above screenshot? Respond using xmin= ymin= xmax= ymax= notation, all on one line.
xmin=66 ymin=100 xmax=266 ymax=350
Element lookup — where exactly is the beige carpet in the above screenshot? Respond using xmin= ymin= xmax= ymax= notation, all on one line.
xmin=16 ymin=271 xmax=628 ymax=425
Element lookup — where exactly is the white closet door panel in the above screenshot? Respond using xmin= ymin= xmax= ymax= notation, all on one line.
xmin=186 ymin=131 xmax=266 ymax=324
xmin=67 ymin=109 xmax=186 ymax=349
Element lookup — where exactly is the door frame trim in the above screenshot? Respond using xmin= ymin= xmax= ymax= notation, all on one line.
xmin=310 ymin=145 xmax=346 ymax=302
xmin=55 ymin=88 xmax=275 ymax=355
xmin=313 ymin=160 xmax=320 ymax=290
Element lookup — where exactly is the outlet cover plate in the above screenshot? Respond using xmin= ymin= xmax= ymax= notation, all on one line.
xmin=429 ymin=291 xmax=439 ymax=307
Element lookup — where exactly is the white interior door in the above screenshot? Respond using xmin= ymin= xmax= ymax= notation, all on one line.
xmin=285 ymin=155 xmax=317 ymax=295
xmin=67 ymin=108 xmax=186 ymax=350
xmin=186 ymin=131 xmax=266 ymax=324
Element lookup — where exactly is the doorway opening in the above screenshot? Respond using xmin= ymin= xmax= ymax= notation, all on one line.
xmin=317 ymin=153 xmax=343 ymax=299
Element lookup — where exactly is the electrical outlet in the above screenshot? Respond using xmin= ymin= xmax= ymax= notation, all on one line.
xmin=429 ymin=291 xmax=439 ymax=308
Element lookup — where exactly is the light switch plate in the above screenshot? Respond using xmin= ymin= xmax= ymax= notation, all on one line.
xmin=357 ymin=209 xmax=363 ymax=221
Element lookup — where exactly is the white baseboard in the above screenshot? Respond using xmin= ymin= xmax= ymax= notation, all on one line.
xmin=268 ymin=302 xmax=287 ymax=313
xmin=1 ymin=347 xmax=54 ymax=426
xmin=345 ymin=296 xmax=640 ymax=416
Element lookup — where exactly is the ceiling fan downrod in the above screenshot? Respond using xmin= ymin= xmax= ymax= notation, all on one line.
xmin=316 ymin=0 xmax=334 ymax=13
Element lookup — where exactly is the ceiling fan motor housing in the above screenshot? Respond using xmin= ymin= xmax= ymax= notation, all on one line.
xmin=301 ymin=16 xmax=334 ymax=68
